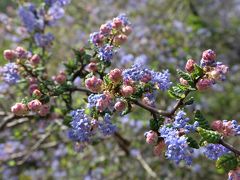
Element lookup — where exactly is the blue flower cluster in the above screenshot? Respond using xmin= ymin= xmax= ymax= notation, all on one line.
xmin=159 ymin=126 xmax=194 ymax=165
xmin=18 ymin=0 xmax=70 ymax=47
xmin=89 ymin=14 xmax=131 ymax=63
xmin=0 ymin=63 xmax=20 ymax=85
xmin=68 ymin=110 xmax=117 ymax=143
xmin=122 ymin=64 xmax=172 ymax=91
xmin=202 ymin=144 xmax=230 ymax=160
xmin=98 ymin=45 xmax=114 ymax=62
xmin=173 ymin=111 xmax=199 ymax=133
xmin=227 ymin=120 xmax=240 ymax=136
xmin=68 ymin=109 xmax=93 ymax=142
xmin=98 ymin=113 xmax=117 ymax=136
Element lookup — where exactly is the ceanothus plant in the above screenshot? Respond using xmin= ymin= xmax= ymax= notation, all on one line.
xmin=0 ymin=1 xmax=240 ymax=179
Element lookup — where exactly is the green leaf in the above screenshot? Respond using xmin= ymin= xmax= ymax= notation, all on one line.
xmin=184 ymin=97 xmax=194 ymax=105
xmin=197 ymin=127 xmax=221 ymax=143
xmin=121 ymin=102 xmax=132 ymax=116
xmin=194 ymin=110 xmax=210 ymax=129
xmin=168 ymin=89 xmax=185 ymax=99
xmin=186 ymin=136 xmax=199 ymax=149
xmin=216 ymin=154 xmax=238 ymax=172
xmin=63 ymin=114 xmax=72 ymax=127
xmin=177 ymin=69 xmax=195 ymax=87
xmin=192 ymin=64 xmax=204 ymax=80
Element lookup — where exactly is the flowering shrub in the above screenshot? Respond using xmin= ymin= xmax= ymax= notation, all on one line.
xmin=0 ymin=0 xmax=240 ymax=179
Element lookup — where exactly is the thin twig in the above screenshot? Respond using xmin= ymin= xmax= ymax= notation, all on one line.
xmin=219 ymin=139 xmax=240 ymax=156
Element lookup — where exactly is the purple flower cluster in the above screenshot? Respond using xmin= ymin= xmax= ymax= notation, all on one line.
xmin=98 ymin=113 xmax=117 ymax=136
xmin=0 ymin=63 xmax=20 ymax=85
xmin=173 ymin=111 xmax=199 ymax=133
xmin=98 ymin=45 xmax=114 ymax=62
xmin=68 ymin=109 xmax=93 ymax=142
xmin=34 ymin=33 xmax=54 ymax=47
xmin=202 ymin=144 xmax=230 ymax=160
xmin=68 ymin=109 xmax=117 ymax=144
xmin=18 ymin=1 xmax=70 ymax=47
xmin=159 ymin=126 xmax=194 ymax=165
xmin=122 ymin=64 xmax=172 ymax=91
xmin=89 ymin=14 xmax=132 ymax=62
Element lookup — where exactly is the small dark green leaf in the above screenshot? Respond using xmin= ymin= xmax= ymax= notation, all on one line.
xmin=186 ymin=136 xmax=199 ymax=149
xmin=216 ymin=154 xmax=238 ymax=172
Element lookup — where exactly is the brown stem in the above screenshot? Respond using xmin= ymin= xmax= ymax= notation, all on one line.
xmin=219 ymin=139 xmax=240 ymax=156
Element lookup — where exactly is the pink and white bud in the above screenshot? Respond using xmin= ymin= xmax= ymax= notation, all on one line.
xmin=55 ymin=72 xmax=67 ymax=84
xmin=100 ymin=24 xmax=111 ymax=34
xmin=196 ymin=78 xmax=213 ymax=91
xmin=114 ymin=101 xmax=126 ymax=112
xmin=113 ymin=34 xmax=128 ymax=45
xmin=202 ymin=49 xmax=216 ymax=61
xmin=29 ymin=84 xmax=38 ymax=94
xmin=145 ymin=130 xmax=158 ymax=144
xmin=122 ymin=26 xmax=132 ymax=35
xmin=3 ymin=50 xmax=17 ymax=61
xmin=38 ymin=104 xmax=50 ymax=116
xmin=28 ymin=99 xmax=42 ymax=112
xmin=153 ymin=141 xmax=165 ymax=156
xmin=222 ymin=121 xmax=235 ymax=136
xmin=86 ymin=62 xmax=98 ymax=72
xmin=109 ymin=68 xmax=122 ymax=83
xmin=91 ymin=119 xmax=99 ymax=131
xmin=179 ymin=77 xmax=188 ymax=86
xmin=185 ymin=59 xmax=196 ymax=73
xmin=30 ymin=54 xmax=40 ymax=65
xmin=15 ymin=46 xmax=28 ymax=59
xmin=228 ymin=167 xmax=240 ymax=180
xmin=140 ymin=74 xmax=152 ymax=83
xmin=211 ymin=120 xmax=223 ymax=131
xmin=28 ymin=77 xmax=38 ymax=84
xmin=85 ymin=76 xmax=103 ymax=93
xmin=112 ymin=18 xmax=123 ymax=29
xmin=11 ymin=103 xmax=28 ymax=116
xmin=32 ymin=89 xmax=42 ymax=97
xmin=121 ymin=85 xmax=134 ymax=97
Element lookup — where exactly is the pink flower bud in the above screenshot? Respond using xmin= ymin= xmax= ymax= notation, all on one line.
xmin=11 ymin=103 xmax=28 ymax=116
xmin=112 ymin=18 xmax=123 ymax=29
xmin=15 ymin=46 xmax=28 ymax=59
xmin=109 ymin=68 xmax=122 ymax=83
xmin=179 ymin=77 xmax=188 ymax=86
xmin=140 ymin=74 xmax=152 ymax=83
xmin=55 ymin=72 xmax=67 ymax=84
xmin=228 ymin=167 xmax=240 ymax=180
xmin=100 ymin=24 xmax=111 ymax=34
xmin=28 ymin=77 xmax=38 ymax=84
xmin=29 ymin=84 xmax=38 ymax=94
xmin=211 ymin=120 xmax=223 ymax=131
xmin=85 ymin=76 xmax=103 ymax=93
xmin=3 ymin=50 xmax=17 ymax=61
xmin=209 ymin=70 xmax=220 ymax=80
xmin=122 ymin=26 xmax=132 ymax=35
xmin=38 ymin=104 xmax=50 ymax=117
xmin=196 ymin=78 xmax=213 ymax=91
xmin=32 ymin=89 xmax=42 ymax=97
xmin=113 ymin=34 xmax=128 ymax=45
xmin=96 ymin=99 xmax=108 ymax=112
xmin=121 ymin=85 xmax=134 ymax=97
xmin=185 ymin=59 xmax=196 ymax=73
xmin=153 ymin=141 xmax=165 ymax=156
xmin=30 ymin=54 xmax=40 ymax=65
xmin=86 ymin=62 xmax=98 ymax=72
xmin=202 ymin=49 xmax=216 ymax=61
xmin=114 ymin=101 xmax=126 ymax=112
xmin=145 ymin=130 xmax=158 ymax=144
xmin=28 ymin=99 xmax=42 ymax=112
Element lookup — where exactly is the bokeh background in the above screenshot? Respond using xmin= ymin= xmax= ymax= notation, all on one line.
xmin=0 ymin=0 xmax=240 ymax=179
